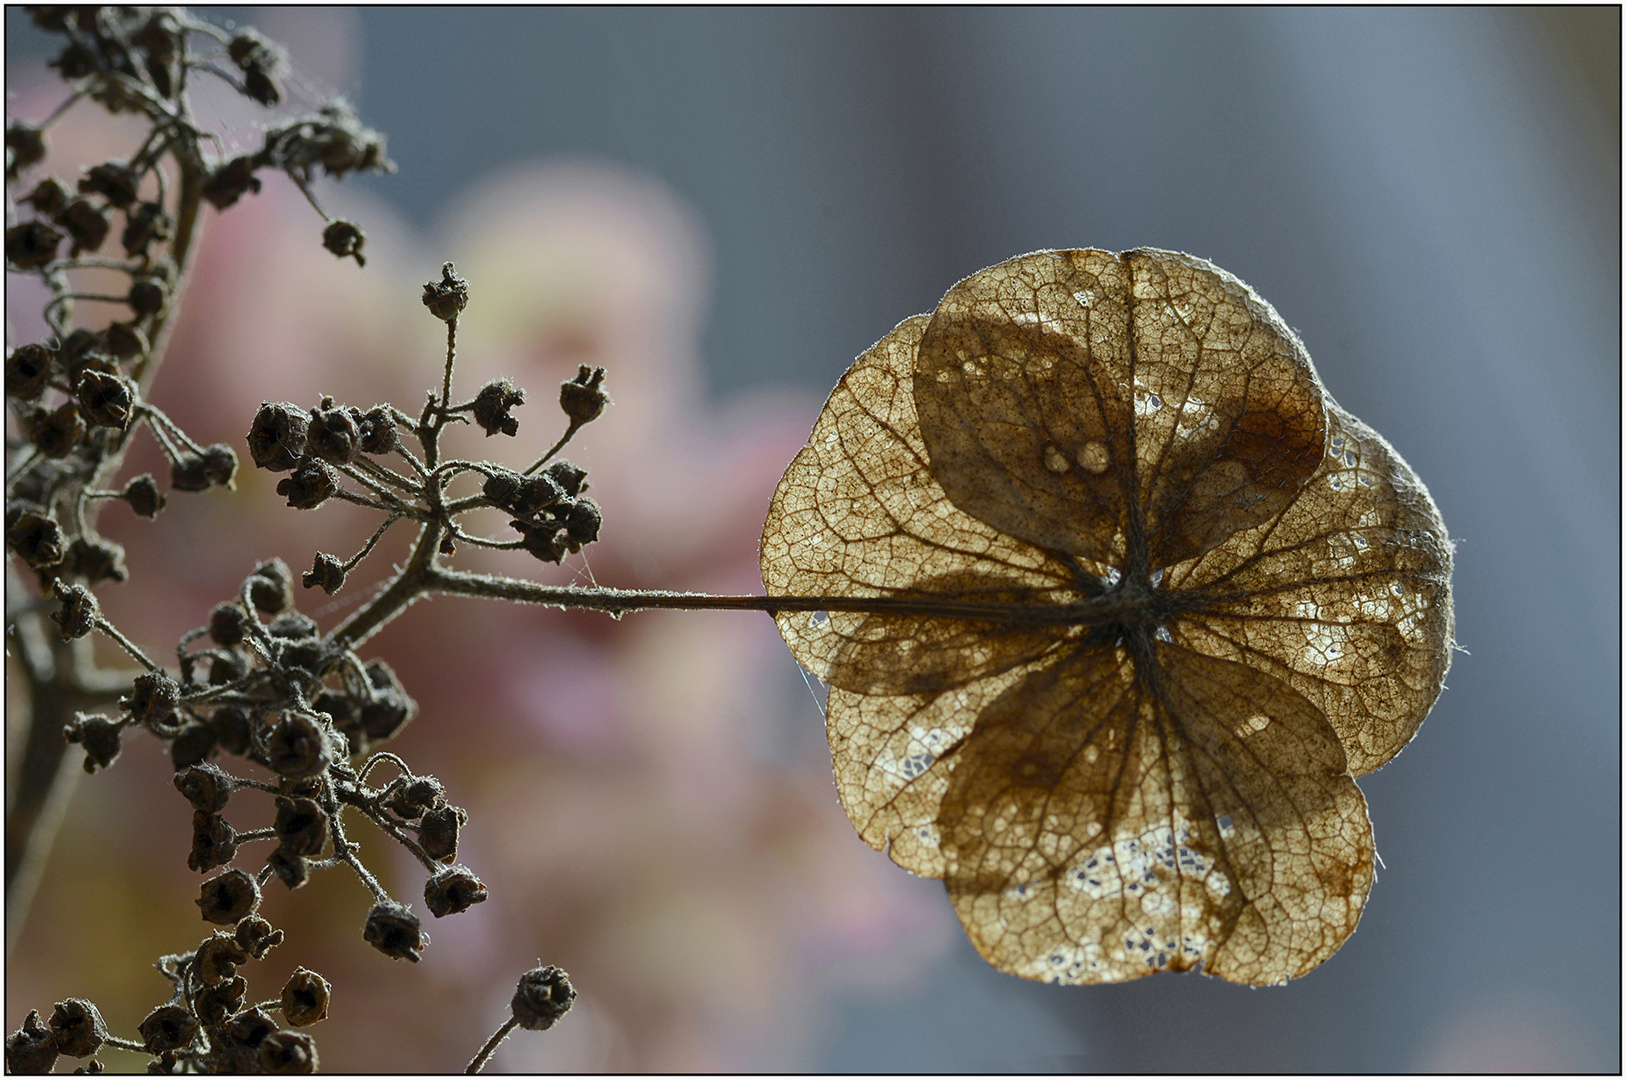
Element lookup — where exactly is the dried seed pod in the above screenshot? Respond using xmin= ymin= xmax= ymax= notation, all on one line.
xmin=248 ymin=558 xmax=295 ymax=613
xmin=321 ymin=219 xmax=363 ymax=265
xmin=511 ymin=966 xmax=575 ymax=1032
xmin=279 ymin=968 xmax=331 ymax=1027
xmin=276 ymin=459 xmax=338 ymax=509
xmin=761 ymin=248 xmax=1453 ymax=987
xmin=302 ymin=552 xmax=346 ymax=594
xmin=5 ymin=220 xmax=62 ymax=269
xmin=56 ymin=198 xmax=109 ymax=255
xmin=258 ymin=1030 xmax=318 ymax=1074
xmin=424 ymin=864 xmax=488 ymax=918
xmin=266 ymin=845 xmax=311 ymax=890
xmin=418 ymin=804 xmax=466 ymax=862
xmin=236 ymin=915 xmax=285 ymax=958
xmin=248 ymin=401 xmax=309 ymax=471
xmin=175 ymin=763 xmax=234 ymax=813
xmin=74 ymin=369 xmax=136 ymax=429
xmin=7 ymin=1010 xmax=59 ymax=1074
xmin=48 ymin=999 xmax=106 ymax=1058
xmin=138 ymin=1005 xmax=198 ymax=1054
xmin=265 ymin=711 xmax=336 ymax=779
xmin=7 ymin=510 xmax=64 ymax=567
xmin=558 ymin=364 xmax=610 ymax=425
xmin=421 ymin=262 xmax=468 ymax=322
xmin=195 ymin=932 xmax=249 ymax=987
xmin=362 ymin=899 xmax=424 ymax=962
xmin=64 ymin=714 xmax=123 ymax=773
xmin=5 ymin=344 xmax=54 ymax=398
xmin=272 ymin=796 xmax=328 ymax=856
xmin=121 ymin=473 xmax=165 ymax=517
xmin=197 ymin=868 xmax=261 ymax=925
xmin=472 ymin=377 xmax=524 ymax=437
xmin=188 ymin=811 xmax=238 ymax=872
xmin=306 ymin=402 xmax=359 ymax=465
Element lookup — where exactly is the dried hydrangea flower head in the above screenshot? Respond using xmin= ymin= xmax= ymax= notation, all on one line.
xmin=762 ymin=248 xmax=1453 ymax=985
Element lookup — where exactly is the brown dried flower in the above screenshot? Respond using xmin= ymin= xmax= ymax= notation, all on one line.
xmin=762 ymin=249 xmax=1453 ymax=986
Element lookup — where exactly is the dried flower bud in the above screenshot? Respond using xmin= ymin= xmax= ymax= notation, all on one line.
xmin=266 ymin=711 xmax=335 ymax=779
xmin=32 ymin=401 xmax=85 ymax=457
xmin=23 ymin=177 xmax=71 ymax=215
xmin=511 ymin=966 xmax=575 ymax=1032
xmin=6 ymin=344 xmax=54 ymax=398
xmin=122 ymin=671 xmax=180 ymax=725
xmin=266 ymin=845 xmax=311 ymax=891
xmin=7 ymin=1010 xmax=59 ymax=1074
xmin=212 ymin=704 xmax=253 ymax=755
xmin=359 ymin=660 xmax=416 ymax=743
xmin=175 ymin=762 xmax=234 ymax=813
xmin=56 ymin=329 xmax=102 ymax=375
xmin=515 ymin=475 xmax=567 ymax=516
xmin=512 ymin=518 xmax=567 ymax=564
xmin=7 ymin=510 xmax=64 ymax=567
xmin=50 ymin=582 xmax=99 ymax=640
xmin=79 ymin=161 xmax=139 ymax=208
xmin=356 ymin=406 xmax=398 ymax=454
xmin=127 ymin=277 xmax=167 ymax=317
xmin=204 ymin=604 xmax=250 ymax=649
xmin=273 ymin=796 xmax=328 ymax=856
xmin=196 ymin=931 xmax=250 ymax=987
xmin=223 ymin=1006 xmax=276 ymax=1050
xmin=103 ymin=321 xmax=148 ymax=360
xmin=269 ymin=611 xmax=319 ymax=640
xmin=64 ymin=536 xmax=126 ymax=584
xmin=383 ymin=775 xmax=445 ymax=820
xmin=195 ymin=976 xmax=246 ymax=1027
xmin=543 ymin=459 xmax=588 ymax=497
xmin=363 ymin=899 xmax=424 ymax=962
xmin=472 ymin=377 xmax=523 ymax=436
xmin=276 ymin=459 xmax=338 ymax=509
xmin=302 ymin=552 xmax=346 ymax=594
xmin=74 ymin=369 xmax=135 ymax=429
xmin=259 ymin=1030 xmax=318 ymax=1074
xmin=189 ymin=811 xmax=238 ymax=872
xmin=559 ymin=364 xmax=610 ymax=426
xmin=198 ymin=868 xmax=260 ymax=924
xmin=121 ymin=200 xmax=172 ymax=256
xmin=173 ymin=443 xmax=239 ymax=491
xmin=236 ymin=915 xmax=285 ymax=958
xmin=564 ymin=497 xmax=602 ymax=549
xmin=306 ymin=403 xmax=360 ymax=465
xmin=64 ymin=714 xmax=123 ymax=773
xmin=56 ymin=198 xmax=109 ymax=255
xmin=6 ymin=121 xmax=47 ymax=175
xmin=248 ymin=400 xmax=311 ymax=471
xmin=6 ymin=220 xmax=63 ymax=269
xmin=249 ymin=558 xmax=295 ymax=614
xmin=322 ymin=219 xmax=364 ymax=265
xmin=48 ymin=999 xmax=106 ymax=1058
xmin=418 ymin=804 xmax=466 ymax=862
xmin=425 ymin=864 xmax=488 ymax=918
xmin=280 ymin=968 xmax=331 ymax=1027
xmin=139 ymin=1005 xmax=199 ymax=1054
xmin=170 ymin=721 xmax=218 ymax=769
xmin=204 ymin=156 xmax=264 ymax=209
xmin=421 ymin=262 xmax=468 ymax=322
xmin=242 ymin=62 xmax=283 ymax=106
xmin=121 ymin=473 xmax=165 ymax=518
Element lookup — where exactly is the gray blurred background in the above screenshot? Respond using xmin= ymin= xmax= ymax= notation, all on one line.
xmin=8 ymin=6 xmax=1619 ymax=1072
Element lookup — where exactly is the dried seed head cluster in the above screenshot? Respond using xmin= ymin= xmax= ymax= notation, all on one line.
xmin=763 ymin=248 xmax=1454 ymax=986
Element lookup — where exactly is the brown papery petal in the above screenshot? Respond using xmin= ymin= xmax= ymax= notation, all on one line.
xmin=941 ymin=645 xmax=1371 ymax=986
xmin=1168 ymin=403 xmax=1453 ymax=775
xmin=914 ymin=250 xmax=1135 ymax=566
